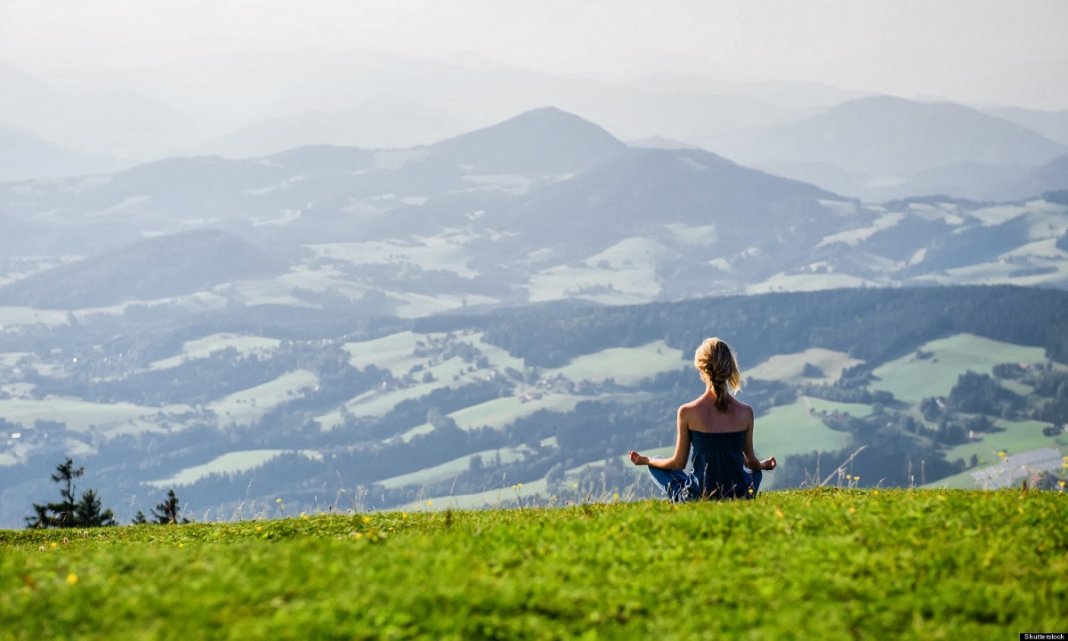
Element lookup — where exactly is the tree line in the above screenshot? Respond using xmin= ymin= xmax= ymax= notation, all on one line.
xmin=26 ymin=457 xmax=188 ymax=528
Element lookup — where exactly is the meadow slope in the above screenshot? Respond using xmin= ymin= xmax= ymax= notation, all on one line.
xmin=2 ymin=489 xmax=1066 ymax=640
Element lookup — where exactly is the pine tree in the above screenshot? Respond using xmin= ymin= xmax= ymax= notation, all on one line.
xmin=75 ymin=489 xmax=116 ymax=527
xmin=25 ymin=457 xmax=116 ymax=529
xmin=150 ymin=489 xmax=188 ymax=524
xmin=132 ymin=511 xmax=148 ymax=525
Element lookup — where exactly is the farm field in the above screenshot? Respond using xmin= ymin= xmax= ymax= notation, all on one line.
xmin=147 ymin=449 xmax=319 ymax=489
xmin=543 ymin=340 xmax=684 ymax=385
xmin=870 ymin=333 xmax=1051 ymax=404
xmin=3 ymin=489 xmax=1064 ymax=640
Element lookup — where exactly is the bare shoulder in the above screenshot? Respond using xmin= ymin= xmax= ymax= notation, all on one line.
xmin=733 ymin=399 xmax=755 ymax=420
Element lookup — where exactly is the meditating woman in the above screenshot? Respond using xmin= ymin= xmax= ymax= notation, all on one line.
xmin=629 ymin=337 xmax=776 ymax=501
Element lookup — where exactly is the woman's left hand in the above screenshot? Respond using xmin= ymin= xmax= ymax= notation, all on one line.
xmin=629 ymin=451 xmax=649 ymax=466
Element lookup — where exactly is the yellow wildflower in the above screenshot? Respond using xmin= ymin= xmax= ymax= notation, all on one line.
xmin=425 ymin=500 xmax=433 ymax=507
xmin=997 ymin=450 xmax=1008 ymax=459
xmin=49 ymin=542 xmax=57 ymax=549
xmin=66 ymin=573 xmax=79 ymax=586
xmin=362 ymin=516 xmax=371 ymax=524
xmin=1059 ymin=480 xmax=1066 ymax=489
xmin=275 ymin=498 xmax=283 ymax=504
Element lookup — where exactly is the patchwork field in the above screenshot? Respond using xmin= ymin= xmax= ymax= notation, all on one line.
xmin=870 ymin=333 xmax=1051 ymax=404
xmin=746 ymin=348 xmax=863 ymax=385
xmin=148 ymin=449 xmax=319 ymax=488
xmin=544 ymin=340 xmax=684 ymax=385
xmin=148 ymin=333 xmax=281 ymax=371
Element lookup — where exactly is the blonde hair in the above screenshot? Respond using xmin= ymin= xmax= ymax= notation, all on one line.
xmin=694 ymin=337 xmax=741 ymax=412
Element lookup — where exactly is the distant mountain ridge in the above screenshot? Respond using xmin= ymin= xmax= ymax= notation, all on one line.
xmin=736 ymin=95 xmax=1068 ymax=201
xmin=0 ymin=229 xmax=284 ymax=309
xmin=0 ymin=106 xmax=1066 ymax=315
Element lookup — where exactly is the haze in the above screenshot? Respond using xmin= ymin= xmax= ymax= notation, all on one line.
xmin=1 ymin=0 xmax=1066 ymax=161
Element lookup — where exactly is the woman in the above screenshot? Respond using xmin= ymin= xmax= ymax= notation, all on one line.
xmin=629 ymin=337 xmax=776 ymax=501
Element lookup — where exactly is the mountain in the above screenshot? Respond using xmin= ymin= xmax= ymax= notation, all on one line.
xmin=735 ymin=96 xmax=1068 ymax=200
xmin=986 ymin=106 xmax=1068 ymax=147
xmin=0 ymin=229 xmax=284 ymax=309
xmin=428 ymin=107 xmax=626 ymax=174
xmin=0 ymin=124 xmax=125 ymax=182
xmin=0 ymin=106 xmax=1066 ymax=316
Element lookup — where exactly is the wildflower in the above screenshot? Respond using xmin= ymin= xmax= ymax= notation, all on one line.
xmin=66 ymin=573 xmax=79 ymax=586
xmin=361 ymin=516 xmax=371 ymax=524
xmin=854 ymin=476 xmax=860 ymax=482
xmin=1059 ymin=480 xmax=1066 ymax=489
xmin=997 ymin=450 xmax=1008 ymax=459
xmin=846 ymin=474 xmax=853 ymax=481
xmin=872 ymin=490 xmax=880 ymax=496
xmin=425 ymin=500 xmax=433 ymax=507
xmin=848 ymin=506 xmax=857 ymax=514
xmin=275 ymin=498 xmax=283 ymax=504
xmin=401 ymin=512 xmax=408 ymax=519
xmin=774 ymin=508 xmax=785 ymax=519
xmin=612 ymin=492 xmax=621 ymax=501
xmin=177 ymin=543 xmax=184 ymax=549
xmin=353 ymin=532 xmax=363 ymax=540
xmin=49 ymin=542 xmax=57 ymax=549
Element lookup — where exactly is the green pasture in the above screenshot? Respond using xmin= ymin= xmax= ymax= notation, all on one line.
xmin=0 ymin=398 xmax=189 ymax=436
xmin=208 ymin=370 xmax=318 ymax=426
xmin=3 ymin=490 xmax=1065 ymax=640
xmin=377 ymin=446 xmax=533 ymax=490
xmin=870 ymin=333 xmax=1051 ymax=404
xmin=746 ymin=348 xmax=863 ymax=385
xmin=942 ymin=418 xmax=1066 ymax=468
xmin=147 ymin=449 xmax=316 ymax=489
xmin=757 ymin=399 xmax=854 ymax=460
xmin=544 ymin=340 xmax=684 ymax=386
xmin=148 ymin=334 xmax=281 ymax=371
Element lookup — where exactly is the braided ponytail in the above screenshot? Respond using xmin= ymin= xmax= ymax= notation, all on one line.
xmin=694 ymin=337 xmax=742 ymax=413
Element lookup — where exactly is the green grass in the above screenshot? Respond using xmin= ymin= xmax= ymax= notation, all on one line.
xmin=757 ymin=399 xmax=854 ymax=458
xmin=2 ymin=489 xmax=1065 ymax=640
xmin=544 ymin=340 xmax=684 ymax=386
xmin=870 ymin=334 xmax=1049 ymax=404
xmin=747 ymin=348 xmax=863 ymax=385
xmin=942 ymin=418 xmax=1067 ymax=468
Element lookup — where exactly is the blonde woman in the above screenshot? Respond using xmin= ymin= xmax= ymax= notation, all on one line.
xmin=629 ymin=337 xmax=776 ymax=501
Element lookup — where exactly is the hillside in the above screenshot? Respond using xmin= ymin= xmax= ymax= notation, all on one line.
xmin=1 ymin=107 xmax=1067 ymax=311
xmin=0 ymin=285 xmax=1066 ymax=526
xmin=2 ymin=490 xmax=1065 ymax=640
xmin=0 ymin=229 xmax=284 ymax=308
xmin=740 ymin=96 xmax=1068 ymax=201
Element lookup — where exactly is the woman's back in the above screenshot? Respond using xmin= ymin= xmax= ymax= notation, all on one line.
xmin=682 ymin=395 xmax=753 ymax=499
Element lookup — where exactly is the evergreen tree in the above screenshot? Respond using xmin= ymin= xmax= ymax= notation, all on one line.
xmin=25 ymin=457 xmax=116 ymax=529
xmin=132 ymin=511 xmax=148 ymax=525
xmin=150 ymin=489 xmax=188 ymax=524
xmin=75 ymin=489 xmax=116 ymax=527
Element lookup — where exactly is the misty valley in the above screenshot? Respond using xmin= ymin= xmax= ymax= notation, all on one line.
xmin=1 ymin=108 xmax=1067 ymax=526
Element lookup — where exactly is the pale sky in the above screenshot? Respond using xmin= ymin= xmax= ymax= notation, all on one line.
xmin=1 ymin=0 xmax=1066 ymax=107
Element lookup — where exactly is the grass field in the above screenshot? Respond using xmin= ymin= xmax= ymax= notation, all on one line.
xmin=757 ymin=399 xmax=854 ymax=459
xmin=377 ymin=446 xmax=533 ymax=490
xmin=2 ymin=489 xmax=1064 ymax=640
xmin=0 ymin=398 xmax=190 ymax=436
xmin=208 ymin=370 xmax=318 ymax=426
xmin=942 ymin=419 xmax=1067 ymax=468
xmin=147 ymin=450 xmax=320 ymax=489
xmin=148 ymin=334 xmax=281 ymax=371
xmin=746 ymin=348 xmax=863 ymax=385
xmin=544 ymin=341 xmax=684 ymax=386
xmin=870 ymin=334 xmax=1050 ymax=404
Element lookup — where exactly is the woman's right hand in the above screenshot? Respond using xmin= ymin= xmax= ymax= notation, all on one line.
xmin=762 ymin=456 xmax=777 ymax=471
xmin=629 ymin=451 xmax=649 ymax=466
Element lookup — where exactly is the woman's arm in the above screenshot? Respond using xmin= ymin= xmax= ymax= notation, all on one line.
xmin=630 ymin=407 xmax=691 ymax=470
xmin=743 ymin=408 xmax=777 ymax=471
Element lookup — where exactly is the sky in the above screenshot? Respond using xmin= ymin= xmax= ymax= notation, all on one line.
xmin=1 ymin=0 xmax=1066 ymax=161
xmin=1 ymin=0 xmax=1065 ymax=106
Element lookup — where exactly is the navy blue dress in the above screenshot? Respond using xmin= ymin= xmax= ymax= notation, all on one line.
xmin=688 ymin=429 xmax=753 ymax=499
xmin=646 ymin=429 xmax=761 ymax=502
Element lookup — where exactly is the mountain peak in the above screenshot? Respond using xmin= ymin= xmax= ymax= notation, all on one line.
xmin=429 ymin=106 xmax=625 ymax=173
